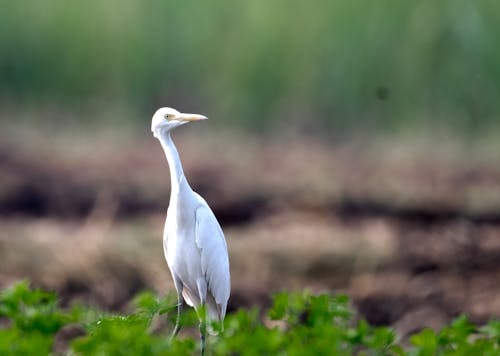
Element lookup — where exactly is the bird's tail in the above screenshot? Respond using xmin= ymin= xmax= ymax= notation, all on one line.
xmin=183 ymin=288 xmax=225 ymax=334
xmin=196 ymin=295 xmax=224 ymax=335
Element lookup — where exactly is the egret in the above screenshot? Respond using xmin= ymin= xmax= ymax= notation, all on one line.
xmin=151 ymin=107 xmax=230 ymax=354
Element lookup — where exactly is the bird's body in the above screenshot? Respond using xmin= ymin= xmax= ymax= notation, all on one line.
xmin=163 ymin=188 xmax=229 ymax=321
xmin=151 ymin=107 xmax=230 ymax=353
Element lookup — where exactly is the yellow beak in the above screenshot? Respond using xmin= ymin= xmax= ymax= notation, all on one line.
xmin=179 ymin=113 xmax=208 ymax=122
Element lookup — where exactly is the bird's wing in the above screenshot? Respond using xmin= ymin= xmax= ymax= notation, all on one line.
xmin=195 ymin=205 xmax=230 ymax=316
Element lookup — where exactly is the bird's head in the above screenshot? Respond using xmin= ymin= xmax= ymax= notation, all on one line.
xmin=151 ymin=107 xmax=208 ymax=138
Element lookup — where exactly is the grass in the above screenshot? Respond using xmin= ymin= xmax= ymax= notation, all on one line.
xmin=1 ymin=1 xmax=500 ymax=136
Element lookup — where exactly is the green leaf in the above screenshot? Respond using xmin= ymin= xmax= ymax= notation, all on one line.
xmin=0 ymin=280 xmax=70 ymax=334
xmin=410 ymin=328 xmax=438 ymax=356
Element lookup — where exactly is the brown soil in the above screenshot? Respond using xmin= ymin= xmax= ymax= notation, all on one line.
xmin=1 ymin=131 xmax=500 ymax=336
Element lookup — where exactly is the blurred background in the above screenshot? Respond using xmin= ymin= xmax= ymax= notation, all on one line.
xmin=1 ymin=0 xmax=500 ymax=335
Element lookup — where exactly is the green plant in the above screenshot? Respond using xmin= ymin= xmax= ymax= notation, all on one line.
xmin=0 ymin=280 xmax=73 ymax=355
xmin=1 ymin=281 xmax=500 ymax=355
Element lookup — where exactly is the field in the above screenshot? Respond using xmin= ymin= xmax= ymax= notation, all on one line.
xmin=2 ymin=1 xmax=500 ymax=353
xmin=2 ymin=124 xmax=500 ymax=346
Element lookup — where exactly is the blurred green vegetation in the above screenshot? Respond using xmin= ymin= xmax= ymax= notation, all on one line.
xmin=1 ymin=0 xmax=499 ymax=136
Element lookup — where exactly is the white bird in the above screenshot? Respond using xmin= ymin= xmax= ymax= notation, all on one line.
xmin=151 ymin=107 xmax=230 ymax=354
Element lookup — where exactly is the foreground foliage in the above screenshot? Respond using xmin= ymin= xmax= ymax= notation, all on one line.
xmin=1 ymin=281 xmax=500 ymax=355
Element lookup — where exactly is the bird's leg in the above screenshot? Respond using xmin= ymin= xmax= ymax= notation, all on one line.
xmin=172 ymin=297 xmax=183 ymax=337
xmin=196 ymin=279 xmax=208 ymax=355
xmin=199 ymin=317 xmax=206 ymax=356
xmin=171 ymin=278 xmax=184 ymax=338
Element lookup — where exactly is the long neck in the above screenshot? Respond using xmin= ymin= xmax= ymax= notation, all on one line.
xmin=158 ymin=131 xmax=191 ymax=196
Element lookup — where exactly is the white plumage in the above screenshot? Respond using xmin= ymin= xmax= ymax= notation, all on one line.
xmin=151 ymin=107 xmax=230 ymax=352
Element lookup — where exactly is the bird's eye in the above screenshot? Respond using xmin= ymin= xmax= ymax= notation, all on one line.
xmin=164 ymin=114 xmax=170 ymax=120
